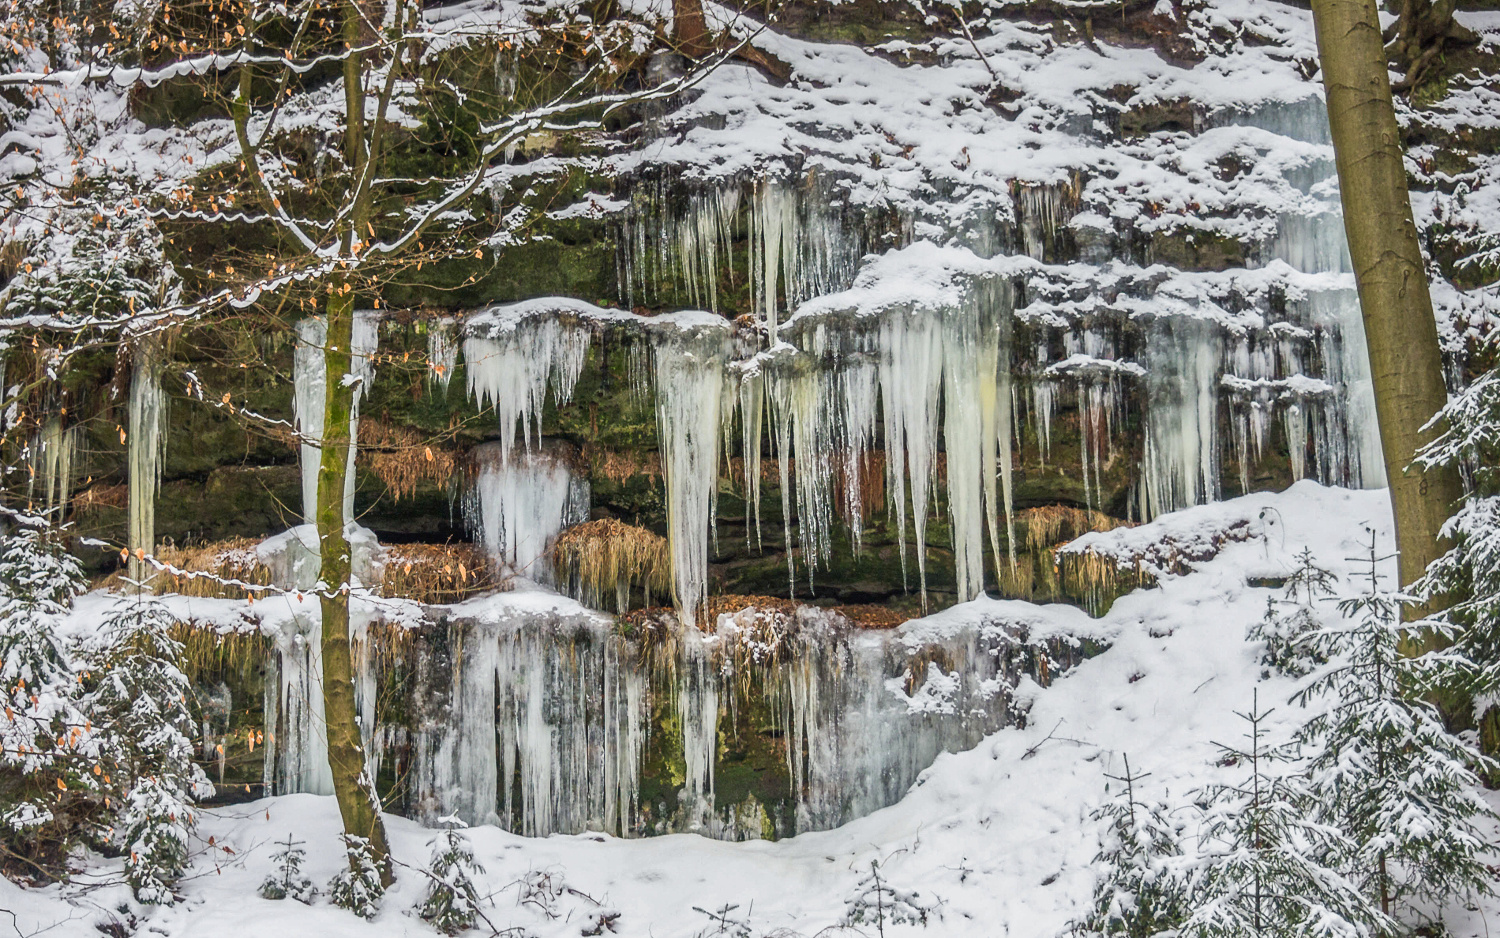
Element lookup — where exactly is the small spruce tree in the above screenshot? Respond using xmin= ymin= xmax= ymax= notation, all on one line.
xmin=0 ymin=525 xmax=94 ymax=864
xmin=1181 ymin=692 xmax=1387 ymax=938
xmin=89 ymin=590 xmax=213 ymax=903
xmin=1414 ymin=368 xmax=1500 ymax=752
xmin=417 ymin=816 xmax=486 ymax=935
xmin=1074 ymin=756 xmax=1187 ymax=938
xmin=329 ymin=834 xmax=385 ymax=920
xmin=260 ymin=833 xmax=316 ymax=903
xmin=1248 ymin=548 xmax=1336 ymax=678
xmin=1295 ymin=533 xmax=1496 ymax=924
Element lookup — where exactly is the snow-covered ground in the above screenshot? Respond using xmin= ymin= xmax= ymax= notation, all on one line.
xmin=9 ymin=481 xmax=1491 ymax=938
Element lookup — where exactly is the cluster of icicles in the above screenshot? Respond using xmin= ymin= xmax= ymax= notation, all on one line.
xmin=241 ymin=97 xmax=1387 ymax=839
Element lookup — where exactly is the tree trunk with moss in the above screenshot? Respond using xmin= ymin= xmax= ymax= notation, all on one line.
xmin=1310 ymin=0 xmax=1463 ymax=607
xmin=312 ymin=0 xmax=393 ymax=886
xmin=316 ymin=283 xmax=392 ymax=884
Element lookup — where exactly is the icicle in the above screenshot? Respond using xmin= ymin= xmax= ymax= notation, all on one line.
xmin=751 ymin=179 xmax=798 ymax=344
xmin=766 ymin=348 xmax=838 ymax=593
xmin=127 ymin=335 xmax=164 ymax=582
xmin=293 ymin=317 xmax=326 ymax=526
xmin=678 ymin=633 xmax=719 ymax=831
xmin=268 ymin=616 xmax=333 ymax=796
xmin=427 ymin=317 xmax=460 ymax=392
xmin=940 ymin=286 xmax=1008 ymax=602
xmin=464 ymin=314 xmax=590 ymax=459
xmin=651 ymin=318 xmax=729 ymax=626
xmin=33 ymin=415 xmax=75 ymax=521
xmin=465 ymin=442 xmax=590 ymax=583
xmin=1139 ymin=317 xmax=1221 ymax=520
xmin=879 ymin=312 xmax=944 ymax=606
xmin=1016 ymin=182 xmax=1074 ymax=262
xmin=736 ymin=367 xmax=765 ymax=549
xmin=293 ymin=312 xmax=378 ymax=525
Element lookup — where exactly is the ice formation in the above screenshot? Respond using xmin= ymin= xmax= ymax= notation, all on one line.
xmin=127 ymin=336 xmax=164 ymax=575
xmin=400 ymin=599 xmax=1085 ymax=839
xmin=464 ymin=305 xmax=591 ymax=460
xmin=31 ymin=414 xmax=75 ymax=520
xmin=293 ymin=311 xmax=380 ymax=524
xmin=258 ymin=524 xmax=386 ymax=797
xmin=765 ymin=250 xmax=1018 ymax=605
xmin=649 ymin=314 xmax=730 ymax=625
xmin=427 ymin=317 xmax=460 ymax=392
xmin=465 ymin=441 xmax=590 ymax=582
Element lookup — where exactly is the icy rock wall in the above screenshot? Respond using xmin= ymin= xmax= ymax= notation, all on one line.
xmin=410 ymin=606 xmax=649 ymax=837
xmin=405 ymin=603 xmax=1075 ymax=839
xmin=1025 ymin=97 xmax=1386 ymax=519
xmin=759 ymin=267 xmax=1017 ymax=606
xmin=1227 ymin=96 xmax=1385 ymax=493
xmin=619 ymin=175 xmax=895 ymax=330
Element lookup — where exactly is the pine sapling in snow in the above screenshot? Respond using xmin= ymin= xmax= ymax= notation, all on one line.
xmin=1295 ymin=532 xmax=1496 ymax=925
xmin=0 ymin=525 xmax=95 ymax=863
xmin=842 ymin=857 xmax=938 ymax=932
xmin=1415 ymin=367 xmax=1500 ymax=750
xmin=1074 ymin=755 xmax=1187 ymax=938
xmin=329 ymin=834 xmax=385 ymax=919
xmin=260 ymin=833 xmax=315 ymax=903
xmin=1248 ymin=547 xmax=1337 ymax=678
xmin=88 ymin=590 xmax=213 ymax=903
xmin=1181 ymin=692 xmax=1387 ymax=938
xmin=417 ymin=816 xmax=486 ymax=935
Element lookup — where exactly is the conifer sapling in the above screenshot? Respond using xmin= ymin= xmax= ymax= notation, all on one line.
xmin=260 ymin=833 xmax=315 ymax=903
xmin=329 ymin=833 xmax=386 ymax=919
xmin=89 ymin=588 xmax=213 ymax=904
xmin=0 ymin=526 xmax=93 ymax=852
xmin=417 ymin=815 xmax=487 ymax=935
xmin=1296 ymin=532 xmax=1496 ymax=924
xmin=1248 ymin=547 xmax=1336 ymax=678
xmin=1181 ymin=691 xmax=1387 ymax=938
xmin=1075 ymin=755 xmax=1187 ymax=938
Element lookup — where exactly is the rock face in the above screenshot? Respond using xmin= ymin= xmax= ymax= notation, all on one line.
xmin=210 ymin=588 xmax=1098 ymax=840
xmin=42 ymin=0 xmax=1500 ymax=837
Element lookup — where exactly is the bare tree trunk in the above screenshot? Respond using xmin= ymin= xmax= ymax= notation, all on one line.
xmin=316 ymin=284 xmax=392 ymax=884
xmin=1310 ymin=0 xmax=1463 ymax=608
xmin=673 ymin=0 xmax=712 ymax=59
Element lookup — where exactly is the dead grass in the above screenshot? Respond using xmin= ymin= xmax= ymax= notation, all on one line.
xmin=829 ymin=602 xmax=910 ymax=629
xmin=74 ymin=483 xmax=128 ymax=511
xmin=384 ymin=542 xmax=504 ymax=603
xmin=1056 ymin=549 xmax=1149 ymax=616
xmin=551 ymin=519 xmax=670 ymax=612
xmin=583 ymin=444 xmax=663 ymax=484
xmin=620 ymin=593 xmax=913 ymax=636
xmin=1016 ymin=504 xmax=1128 ymax=551
xmin=172 ymin=624 xmax=268 ymax=678
xmin=360 ymin=419 xmax=459 ymax=501
xmin=98 ymin=538 xmax=269 ymax=599
xmin=98 ymin=536 xmax=502 ymax=605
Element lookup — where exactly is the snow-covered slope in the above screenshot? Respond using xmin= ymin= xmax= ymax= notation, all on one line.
xmin=13 ymin=482 xmax=1492 ymax=938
